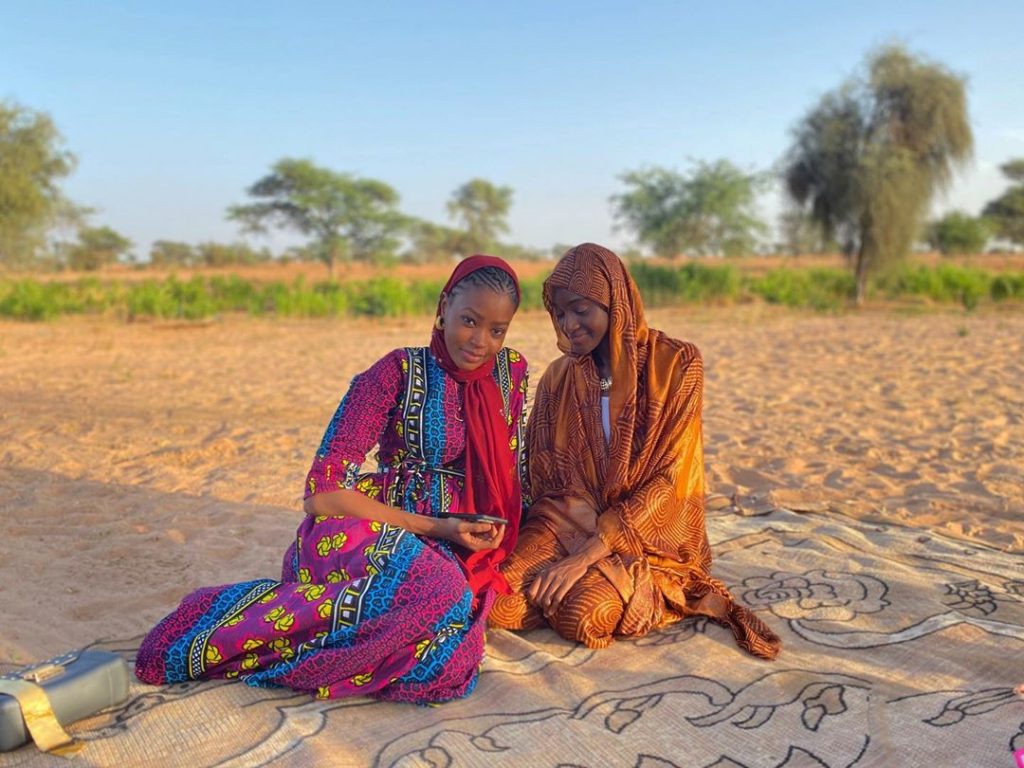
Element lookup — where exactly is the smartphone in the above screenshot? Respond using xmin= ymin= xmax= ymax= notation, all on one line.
xmin=437 ymin=512 xmax=507 ymax=525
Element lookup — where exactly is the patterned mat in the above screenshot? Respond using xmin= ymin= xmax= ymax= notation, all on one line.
xmin=3 ymin=508 xmax=1022 ymax=767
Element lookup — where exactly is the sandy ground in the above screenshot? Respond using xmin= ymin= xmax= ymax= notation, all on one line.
xmin=0 ymin=306 xmax=1021 ymax=665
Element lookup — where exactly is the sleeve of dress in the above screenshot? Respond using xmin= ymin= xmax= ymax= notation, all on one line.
xmin=595 ymin=344 xmax=705 ymax=560
xmin=507 ymin=349 xmax=531 ymax=511
xmin=303 ymin=348 xmax=406 ymax=500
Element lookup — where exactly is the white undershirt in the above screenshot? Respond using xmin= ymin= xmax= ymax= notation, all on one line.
xmin=600 ymin=394 xmax=611 ymax=443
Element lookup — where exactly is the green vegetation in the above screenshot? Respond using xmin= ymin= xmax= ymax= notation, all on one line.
xmin=926 ymin=211 xmax=990 ymax=255
xmin=983 ymin=159 xmax=1024 ymax=246
xmin=64 ymin=226 xmax=134 ymax=271
xmin=784 ymin=45 xmax=974 ymax=304
xmin=0 ymin=101 xmax=78 ymax=267
xmin=446 ymin=178 xmax=514 ymax=256
xmin=227 ymin=158 xmax=407 ymax=277
xmin=2 ymin=263 xmax=1021 ymax=322
xmin=612 ymin=159 xmax=767 ymax=257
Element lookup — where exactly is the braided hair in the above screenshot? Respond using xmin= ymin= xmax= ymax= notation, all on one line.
xmin=449 ymin=265 xmax=520 ymax=308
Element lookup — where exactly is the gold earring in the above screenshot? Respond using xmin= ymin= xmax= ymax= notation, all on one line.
xmin=434 ymin=316 xmax=444 ymax=330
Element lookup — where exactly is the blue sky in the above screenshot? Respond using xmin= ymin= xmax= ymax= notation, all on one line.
xmin=3 ymin=1 xmax=1022 ymax=257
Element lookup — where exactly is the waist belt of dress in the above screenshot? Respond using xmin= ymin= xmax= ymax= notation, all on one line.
xmin=392 ymin=458 xmax=465 ymax=478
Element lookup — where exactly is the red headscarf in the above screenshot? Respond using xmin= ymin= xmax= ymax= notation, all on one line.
xmin=429 ymin=255 xmax=521 ymax=596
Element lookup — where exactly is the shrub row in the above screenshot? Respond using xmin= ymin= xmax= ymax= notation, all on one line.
xmin=1 ymin=264 xmax=1021 ymax=321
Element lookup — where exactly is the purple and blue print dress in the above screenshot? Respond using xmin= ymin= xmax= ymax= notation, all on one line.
xmin=136 ymin=346 xmax=528 ymax=703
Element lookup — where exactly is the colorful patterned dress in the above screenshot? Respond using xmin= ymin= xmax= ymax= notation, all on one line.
xmin=136 ymin=346 xmax=529 ymax=703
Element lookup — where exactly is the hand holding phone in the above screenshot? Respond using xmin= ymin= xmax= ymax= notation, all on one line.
xmin=437 ymin=512 xmax=507 ymax=526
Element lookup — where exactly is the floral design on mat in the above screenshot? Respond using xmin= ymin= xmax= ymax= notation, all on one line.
xmin=739 ymin=570 xmax=890 ymax=622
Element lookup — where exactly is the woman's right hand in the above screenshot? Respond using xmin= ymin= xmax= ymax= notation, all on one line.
xmin=432 ymin=517 xmax=505 ymax=552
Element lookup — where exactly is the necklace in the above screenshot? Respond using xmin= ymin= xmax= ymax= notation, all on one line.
xmin=598 ymin=376 xmax=612 ymax=392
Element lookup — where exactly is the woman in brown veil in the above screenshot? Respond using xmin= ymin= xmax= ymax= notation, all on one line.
xmin=490 ymin=243 xmax=780 ymax=659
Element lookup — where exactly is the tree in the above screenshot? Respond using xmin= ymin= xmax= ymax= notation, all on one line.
xmin=446 ymin=179 xmax=513 ymax=255
xmin=982 ymin=159 xmax=1024 ymax=246
xmin=926 ymin=211 xmax=989 ymax=255
xmin=405 ymin=219 xmax=464 ymax=263
xmin=611 ymin=159 xmax=767 ymax=257
xmin=783 ymin=45 xmax=973 ymax=303
xmin=66 ymin=226 xmax=133 ymax=271
xmin=196 ymin=241 xmax=272 ymax=267
xmin=0 ymin=101 xmax=76 ymax=268
xmin=149 ymin=240 xmax=198 ymax=267
xmin=777 ymin=207 xmax=836 ymax=255
xmin=228 ymin=158 xmax=405 ymax=277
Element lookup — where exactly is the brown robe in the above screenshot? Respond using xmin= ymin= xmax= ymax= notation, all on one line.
xmin=490 ymin=243 xmax=780 ymax=659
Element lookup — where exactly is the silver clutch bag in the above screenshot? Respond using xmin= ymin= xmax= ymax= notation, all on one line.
xmin=0 ymin=649 xmax=129 ymax=753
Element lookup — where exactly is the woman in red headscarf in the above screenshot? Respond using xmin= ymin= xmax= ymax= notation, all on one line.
xmin=137 ymin=256 xmax=528 ymax=703
xmin=491 ymin=243 xmax=779 ymax=659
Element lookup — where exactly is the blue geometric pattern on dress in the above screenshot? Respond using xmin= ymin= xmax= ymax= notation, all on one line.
xmin=163 ymin=579 xmax=277 ymax=682
xmin=421 ymin=352 xmax=449 ymax=468
xmin=395 ymin=588 xmax=474 ymax=684
xmin=240 ymin=531 xmax=424 ymax=688
xmin=422 ymin=351 xmax=450 ymax=516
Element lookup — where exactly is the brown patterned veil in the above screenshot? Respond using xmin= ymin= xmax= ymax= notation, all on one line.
xmin=526 ymin=243 xmax=780 ymax=658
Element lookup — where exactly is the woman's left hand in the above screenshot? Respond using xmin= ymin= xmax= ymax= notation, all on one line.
xmin=526 ymin=555 xmax=589 ymax=616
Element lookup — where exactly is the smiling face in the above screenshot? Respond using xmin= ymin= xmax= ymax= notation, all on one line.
xmin=549 ymin=287 xmax=610 ymax=357
xmin=439 ymin=285 xmax=517 ymax=370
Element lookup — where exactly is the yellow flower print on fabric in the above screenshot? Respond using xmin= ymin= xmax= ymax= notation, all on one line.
xmin=317 ymin=686 xmax=331 ymax=699
xmin=298 ymin=568 xmax=312 ymax=584
xmin=370 ymin=521 xmax=383 ymax=533
xmin=240 ymin=653 xmax=260 ymax=671
xmin=350 ymin=672 xmax=373 ymax=687
xmin=414 ymin=638 xmax=432 ymax=660
xmin=264 ymin=606 xmax=285 ymax=622
xmin=316 ymin=532 xmax=348 ymax=557
xmin=242 ymin=638 xmax=264 ymax=651
xmin=222 ymin=613 xmax=245 ymax=627
xmin=274 ymin=613 xmax=295 ymax=632
xmin=205 ymin=645 xmax=223 ymax=665
xmin=315 ymin=536 xmax=332 ymax=557
xmin=325 ymin=568 xmax=349 ymax=583
xmin=297 ymin=584 xmax=326 ymax=601
xmin=356 ymin=476 xmax=382 ymax=499
xmin=258 ymin=590 xmax=279 ymax=604
xmin=269 ymin=638 xmax=294 ymax=661
xmin=317 ymin=600 xmax=333 ymax=620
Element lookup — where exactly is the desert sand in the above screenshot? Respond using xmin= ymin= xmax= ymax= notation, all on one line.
xmin=0 ymin=305 xmax=1021 ymax=665
xmin=0 ymin=307 xmax=1019 ymax=768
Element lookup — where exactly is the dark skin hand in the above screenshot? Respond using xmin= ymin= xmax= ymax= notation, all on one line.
xmin=526 ymin=534 xmax=611 ymax=617
xmin=305 ymin=489 xmax=505 ymax=552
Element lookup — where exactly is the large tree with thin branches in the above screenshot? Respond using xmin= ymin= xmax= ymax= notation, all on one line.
xmin=228 ymin=158 xmax=405 ymax=276
xmin=446 ymin=178 xmax=513 ymax=256
xmin=784 ymin=45 xmax=973 ymax=304
xmin=0 ymin=101 xmax=77 ymax=268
